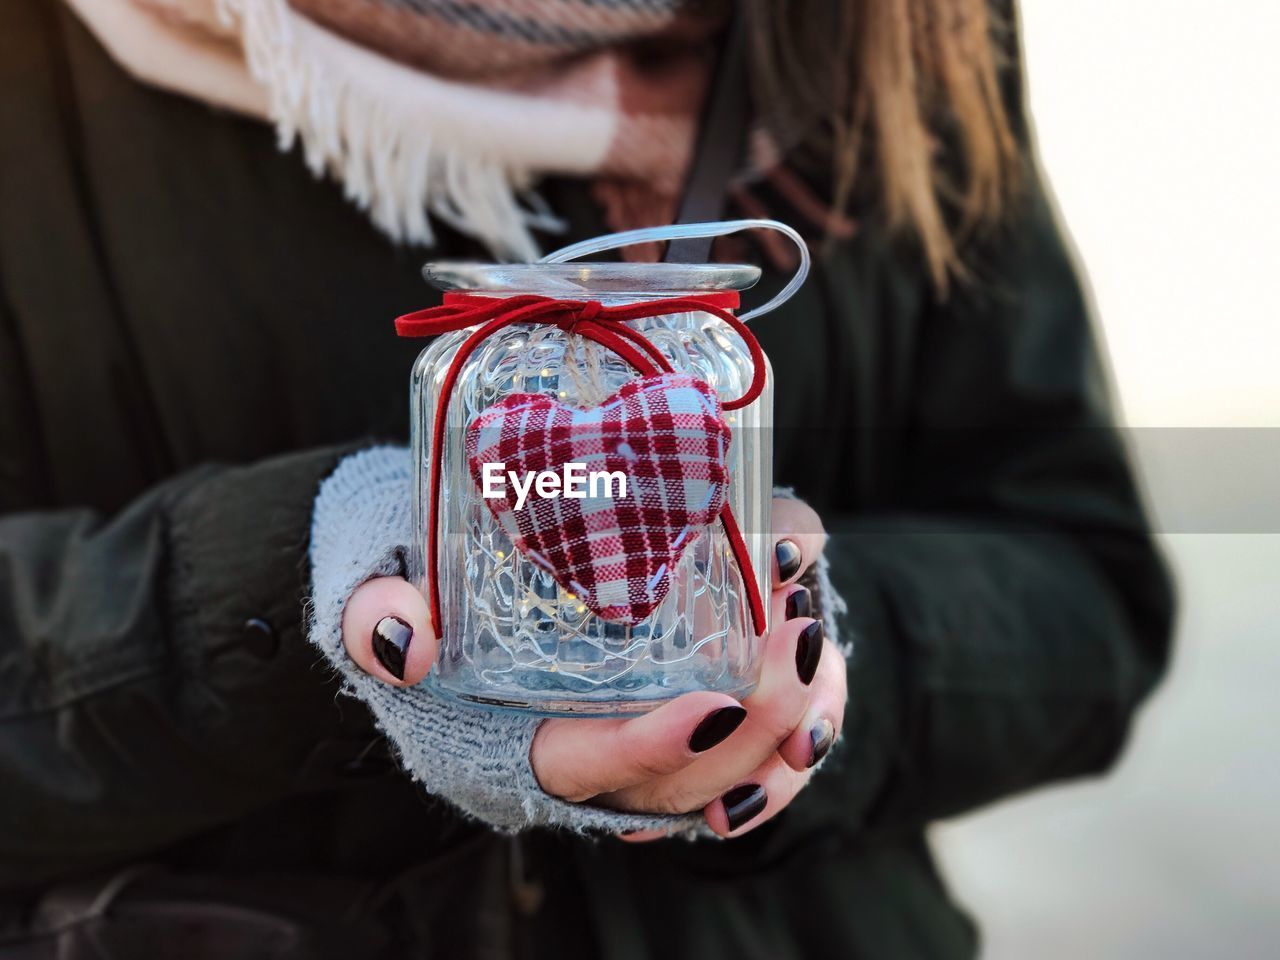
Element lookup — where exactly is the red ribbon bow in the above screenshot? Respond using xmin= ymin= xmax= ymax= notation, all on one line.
xmin=396 ymin=291 xmax=768 ymax=638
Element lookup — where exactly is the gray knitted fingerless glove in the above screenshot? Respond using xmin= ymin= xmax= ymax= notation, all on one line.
xmin=308 ymin=446 xmax=845 ymax=836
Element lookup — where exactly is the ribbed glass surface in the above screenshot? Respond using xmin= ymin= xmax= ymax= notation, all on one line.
xmin=410 ymin=273 xmax=771 ymax=717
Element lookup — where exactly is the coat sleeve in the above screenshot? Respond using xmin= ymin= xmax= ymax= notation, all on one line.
xmin=0 ymin=445 xmax=371 ymax=891
xmin=799 ymin=158 xmax=1176 ymax=841
xmin=762 ymin=0 xmax=1178 ymax=846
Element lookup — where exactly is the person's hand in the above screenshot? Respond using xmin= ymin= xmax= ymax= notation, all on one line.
xmin=339 ymin=496 xmax=846 ymax=838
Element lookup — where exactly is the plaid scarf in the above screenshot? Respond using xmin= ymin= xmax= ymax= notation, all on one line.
xmin=94 ymin=0 xmax=731 ymax=260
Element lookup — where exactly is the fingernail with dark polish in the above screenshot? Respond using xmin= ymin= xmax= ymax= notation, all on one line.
xmin=808 ymin=718 xmax=835 ymax=768
xmin=372 ymin=616 xmax=412 ymax=681
xmin=689 ymin=705 xmax=747 ymax=753
xmin=722 ymin=784 xmax=767 ymax=832
xmin=785 ymin=586 xmax=812 ymax=621
xmin=775 ymin=539 xmax=803 ymax=582
xmin=795 ymin=620 xmax=824 ymax=685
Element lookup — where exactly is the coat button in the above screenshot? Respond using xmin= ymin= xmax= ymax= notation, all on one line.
xmin=242 ymin=617 xmax=280 ymax=659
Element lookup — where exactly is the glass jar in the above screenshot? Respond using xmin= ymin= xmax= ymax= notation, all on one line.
xmin=407 ymin=221 xmax=807 ymax=716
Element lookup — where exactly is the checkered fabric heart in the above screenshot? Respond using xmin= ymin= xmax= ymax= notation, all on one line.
xmin=465 ymin=373 xmax=732 ymax=625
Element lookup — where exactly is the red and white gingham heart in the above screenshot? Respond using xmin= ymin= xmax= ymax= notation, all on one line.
xmin=465 ymin=373 xmax=732 ymax=624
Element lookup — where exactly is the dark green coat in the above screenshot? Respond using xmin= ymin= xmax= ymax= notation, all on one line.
xmin=0 ymin=1 xmax=1174 ymax=957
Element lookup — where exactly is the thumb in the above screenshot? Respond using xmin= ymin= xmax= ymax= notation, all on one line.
xmin=341 ymin=576 xmax=439 ymax=686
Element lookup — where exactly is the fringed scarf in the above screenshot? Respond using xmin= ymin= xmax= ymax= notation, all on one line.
xmin=67 ymin=0 xmax=739 ymax=260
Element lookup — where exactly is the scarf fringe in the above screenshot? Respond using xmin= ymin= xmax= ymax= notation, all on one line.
xmin=216 ymin=0 xmax=562 ymax=261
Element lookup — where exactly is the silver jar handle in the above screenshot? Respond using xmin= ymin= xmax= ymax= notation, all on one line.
xmin=539 ymin=219 xmax=811 ymax=324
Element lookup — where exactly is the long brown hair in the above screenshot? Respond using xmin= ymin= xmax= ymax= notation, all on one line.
xmin=746 ymin=0 xmax=1021 ymax=289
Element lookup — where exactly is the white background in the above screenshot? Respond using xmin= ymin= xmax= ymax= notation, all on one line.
xmin=931 ymin=4 xmax=1280 ymax=957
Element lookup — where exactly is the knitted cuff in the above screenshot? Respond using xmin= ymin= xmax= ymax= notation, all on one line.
xmin=308 ymin=446 xmax=704 ymax=836
xmin=308 ymin=448 xmax=849 ymax=834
